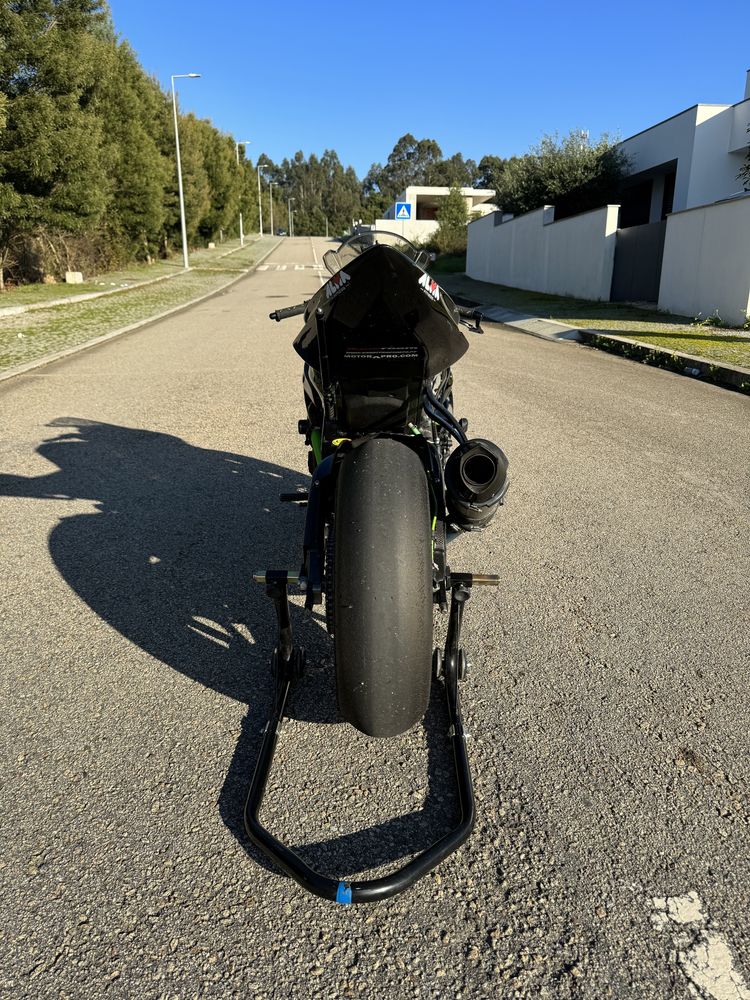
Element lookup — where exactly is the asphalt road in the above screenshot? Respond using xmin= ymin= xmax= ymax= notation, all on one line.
xmin=1 ymin=237 xmax=749 ymax=999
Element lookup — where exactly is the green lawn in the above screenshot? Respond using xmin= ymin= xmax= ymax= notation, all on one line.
xmin=0 ymin=237 xmax=279 ymax=371
xmin=0 ymin=237 xmax=261 ymax=310
xmin=429 ymin=253 xmax=467 ymax=275
xmin=439 ymin=273 xmax=750 ymax=369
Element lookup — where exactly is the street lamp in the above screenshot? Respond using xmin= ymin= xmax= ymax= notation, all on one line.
xmin=288 ymin=197 xmax=295 ymax=238
xmin=257 ymin=163 xmax=265 ymax=235
xmin=269 ymin=182 xmax=274 ymax=237
xmin=170 ymin=73 xmax=201 ymax=269
xmin=235 ymin=140 xmax=251 ymax=247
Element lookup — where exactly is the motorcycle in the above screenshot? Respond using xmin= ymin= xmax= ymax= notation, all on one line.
xmin=246 ymin=231 xmax=509 ymax=904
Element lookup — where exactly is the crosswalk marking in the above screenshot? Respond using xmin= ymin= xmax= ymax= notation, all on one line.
xmin=259 ymin=263 xmax=328 ymax=272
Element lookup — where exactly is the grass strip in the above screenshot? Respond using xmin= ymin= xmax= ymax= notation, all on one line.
xmin=0 ymin=238 xmax=278 ymax=370
xmin=439 ymin=273 xmax=750 ymax=369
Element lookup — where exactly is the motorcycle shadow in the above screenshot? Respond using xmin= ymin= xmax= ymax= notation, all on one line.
xmin=0 ymin=418 xmax=459 ymax=881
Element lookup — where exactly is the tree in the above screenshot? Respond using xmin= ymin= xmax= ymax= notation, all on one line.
xmin=492 ymin=131 xmax=630 ymax=218
xmin=425 ymin=152 xmax=479 ymax=188
xmin=372 ymin=133 xmax=443 ymax=203
xmin=0 ymin=0 xmax=111 ymax=280
xmin=477 ymin=154 xmax=506 ymax=194
xmin=433 ymin=184 xmax=469 ymax=254
xmin=95 ymin=42 xmax=170 ymax=263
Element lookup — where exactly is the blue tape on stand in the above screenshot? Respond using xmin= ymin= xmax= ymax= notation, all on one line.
xmin=336 ymin=881 xmax=352 ymax=905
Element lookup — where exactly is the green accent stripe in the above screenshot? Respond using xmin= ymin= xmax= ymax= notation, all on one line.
xmin=310 ymin=428 xmax=322 ymax=465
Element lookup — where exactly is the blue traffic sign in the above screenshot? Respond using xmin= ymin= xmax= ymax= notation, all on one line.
xmin=395 ymin=202 xmax=411 ymax=220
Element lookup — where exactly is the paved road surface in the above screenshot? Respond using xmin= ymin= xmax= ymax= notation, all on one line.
xmin=1 ymin=237 xmax=749 ymax=999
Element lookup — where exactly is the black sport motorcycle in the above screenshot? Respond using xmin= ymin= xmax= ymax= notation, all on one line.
xmin=247 ymin=231 xmax=509 ymax=904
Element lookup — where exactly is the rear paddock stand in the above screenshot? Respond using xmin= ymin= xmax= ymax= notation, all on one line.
xmin=244 ymin=570 xmax=497 ymax=904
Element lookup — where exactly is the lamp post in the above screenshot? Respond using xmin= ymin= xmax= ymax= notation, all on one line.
xmin=269 ymin=182 xmax=274 ymax=236
xmin=257 ymin=164 xmax=264 ymax=235
xmin=170 ymin=73 xmax=201 ymax=269
xmin=235 ymin=140 xmax=251 ymax=247
xmin=288 ymin=197 xmax=295 ymax=238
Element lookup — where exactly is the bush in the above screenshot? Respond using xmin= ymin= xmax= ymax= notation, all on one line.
xmin=433 ymin=185 xmax=469 ymax=254
xmin=494 ymin=131 xmax=630 ymax=218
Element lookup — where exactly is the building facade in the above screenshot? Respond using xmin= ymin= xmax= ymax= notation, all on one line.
xmin=375 ymin=186 xmax=497 ymax=243
xmin=466 ymin=71 xmax=750 ymax=324
xmin=618 ymin=71 xmax=750 ymax=227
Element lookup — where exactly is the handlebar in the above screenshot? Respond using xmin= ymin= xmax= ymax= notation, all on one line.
xmin=269 ymin=301 xmax=309 ymax=322
xmin=455 ymin=304 xmax=484 ymax=334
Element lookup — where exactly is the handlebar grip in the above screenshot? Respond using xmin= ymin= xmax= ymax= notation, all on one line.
xmin=269 ymin=301 xmax=308 ymax=322
xmin=456 ymin=304 xmax=483 ymax=319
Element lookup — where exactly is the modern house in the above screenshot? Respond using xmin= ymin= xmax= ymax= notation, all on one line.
xmin=375 ymin=186 xmax=497 ymax=243
xmin=466 ymin=71 xmax=750 ymax=325
xmin=618 ymin=71 xmax=750 ymax=227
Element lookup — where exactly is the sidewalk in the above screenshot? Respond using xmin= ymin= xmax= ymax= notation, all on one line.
xmin=439 ymin=272 xmax=750 ymax=393
xmin=0 ymin=237 xmax=280 ymax=376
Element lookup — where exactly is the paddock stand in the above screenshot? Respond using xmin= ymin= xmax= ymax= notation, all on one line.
xmin=244 ymin=569 xmax=499 ymax=904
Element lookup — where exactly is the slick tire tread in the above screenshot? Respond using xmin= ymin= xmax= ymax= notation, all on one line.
xmin=334 ymin=438 xmax=433 ymax=738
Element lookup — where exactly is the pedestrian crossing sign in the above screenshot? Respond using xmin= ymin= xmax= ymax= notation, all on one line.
xmin=395 ymin=202 xmax=411 ymax=220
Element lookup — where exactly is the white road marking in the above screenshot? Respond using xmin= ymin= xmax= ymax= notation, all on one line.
xmin=651 ymin=892 xmax=750 ymax=999
xmin=294 ymin=265 xmax=304 ymax=270
xmin=257 ymin=265 xmax=269 ymax=271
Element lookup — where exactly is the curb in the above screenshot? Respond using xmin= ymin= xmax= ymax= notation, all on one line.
xmin=447 ymin=289 xmax=749 ymax=394
xmin=0 ymin=240 xmax=282 ymax=385
xmin=575 ymin=329 xmax=750 ymax=393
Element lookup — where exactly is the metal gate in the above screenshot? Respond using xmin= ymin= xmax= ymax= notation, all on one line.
xmin=610 ymin=220 xmax=666 ymax=303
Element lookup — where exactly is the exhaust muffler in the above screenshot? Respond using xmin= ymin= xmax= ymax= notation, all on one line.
xmin=444 ymin=438 xmax=509 ymax=531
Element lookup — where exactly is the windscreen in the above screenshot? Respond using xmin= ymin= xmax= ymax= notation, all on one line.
xmin=323 ymin=231 xmax=430 ymax=275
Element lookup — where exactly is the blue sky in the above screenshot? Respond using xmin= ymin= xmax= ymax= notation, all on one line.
xmin=109 ymin=0 xmax=749 ymax=177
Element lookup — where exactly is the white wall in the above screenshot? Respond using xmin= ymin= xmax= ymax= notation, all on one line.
xmin=373 ymin=217 xmax=439 ymax=243
xmin=687 ymin=105 xmax=749 ymax=206
xmin=619 ymin=107 xmax=698 ymax=213
xmin=658 ymin=195 xmax=750 ymax=326
xmin=466 ymin=205 xmax=620 ymax=301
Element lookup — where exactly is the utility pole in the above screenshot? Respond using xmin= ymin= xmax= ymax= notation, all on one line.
xmin=235 ymin=140 xmax=251 ymax=246
xmin=257 ymin=165 xmax=263 ymax=235
xmin=269 ymin=182 xmax=274 ymax=236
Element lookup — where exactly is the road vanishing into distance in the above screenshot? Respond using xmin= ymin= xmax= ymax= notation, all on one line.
xmin=1 ymin=237 xmax=749 ymax=999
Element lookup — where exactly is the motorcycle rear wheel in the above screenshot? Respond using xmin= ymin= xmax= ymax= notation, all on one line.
xmin=333 ymin=438 xmax=433 ymax=738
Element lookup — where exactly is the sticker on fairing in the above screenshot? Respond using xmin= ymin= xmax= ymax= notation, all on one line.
xmin=324 ymin=269 xmax=351 ymax=300
xmin=418 ymin=271 xmax=440 ymax=301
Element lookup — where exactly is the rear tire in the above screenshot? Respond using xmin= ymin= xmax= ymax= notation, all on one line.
xmin=333 ymin=438 xmax=433 ymax=737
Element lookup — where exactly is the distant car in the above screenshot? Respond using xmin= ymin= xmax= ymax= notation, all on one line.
xmin=275 ymin=229 xmax=287 ymax=236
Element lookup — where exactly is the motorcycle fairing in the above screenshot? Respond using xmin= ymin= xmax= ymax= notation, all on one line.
xmin=293 ymin=244 xmax=469 ymax=382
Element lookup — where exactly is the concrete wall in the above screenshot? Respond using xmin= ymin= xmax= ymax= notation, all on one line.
xmin=466 ymin=204 xmax=620 ymax=301
xmin=373 ymin=217 xmax=439 ymax=243
xmin=658 ymin=195 xmax=750 ymax=326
